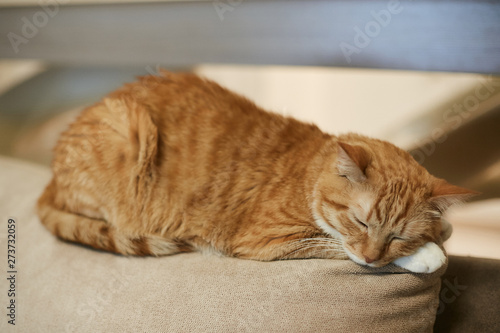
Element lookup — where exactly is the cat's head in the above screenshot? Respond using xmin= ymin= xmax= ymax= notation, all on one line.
xmin=312 ymin=134 xmax=478 ymax=268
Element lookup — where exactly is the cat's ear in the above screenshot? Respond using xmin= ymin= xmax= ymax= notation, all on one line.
xmin=430 ymin=178 xmax=479 ymax=212
xmin=336 ymin=142 xmax=371 ymax=182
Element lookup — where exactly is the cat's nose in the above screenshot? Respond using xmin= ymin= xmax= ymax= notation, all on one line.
xmin=364 ymin=256 xmax=376 ymax=264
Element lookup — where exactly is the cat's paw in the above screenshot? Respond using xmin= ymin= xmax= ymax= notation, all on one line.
xmin=392 ymin=242 xmax=446 ymax=273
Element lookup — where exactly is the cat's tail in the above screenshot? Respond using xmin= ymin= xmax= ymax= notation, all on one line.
xmin=37 ymin=182 xmax=184 ymax=256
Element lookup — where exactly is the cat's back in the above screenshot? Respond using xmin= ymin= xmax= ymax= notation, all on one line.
xmin=109 ymin=71 xmax=265 ymax=127
xmin=52 ymin=71 xmax=259 ymax=169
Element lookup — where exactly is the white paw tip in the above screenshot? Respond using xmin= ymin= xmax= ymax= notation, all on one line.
xmin=393 ymin=242 xmax=446 ymax=273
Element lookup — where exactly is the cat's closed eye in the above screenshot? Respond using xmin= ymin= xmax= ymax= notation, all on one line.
xmin=354 ymin=217 xmax=368 ymax=229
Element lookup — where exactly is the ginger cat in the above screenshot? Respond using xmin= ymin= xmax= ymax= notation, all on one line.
xmin=37 ymin=71 xmax=477 ymax=273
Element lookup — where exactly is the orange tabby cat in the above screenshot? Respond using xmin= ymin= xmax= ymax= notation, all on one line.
xmin=37 ymin=71 xmax=477 ymax=273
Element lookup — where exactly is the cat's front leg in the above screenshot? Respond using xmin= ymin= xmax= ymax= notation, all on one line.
xmin=392 ymin=242 xmax=446 ymax=273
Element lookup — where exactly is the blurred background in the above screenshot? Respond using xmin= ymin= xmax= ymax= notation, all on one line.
xmin=1 ymin=0 xmax=499 ymax=259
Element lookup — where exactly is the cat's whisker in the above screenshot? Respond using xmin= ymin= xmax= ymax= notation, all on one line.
xmin=279 ymin=244 xmax=323 ymax=259
xmin=281 ymin=239 xmax=342 ymax=251
xmin=279 ymin=239 xmax=343 ymax=259
xmin=280 ymin=237 xmax=342 ymax=248
xmin=278 ymin=243 xmax=334 ymax=257
xmin=303 ymin=246 xmax=347 ymax=259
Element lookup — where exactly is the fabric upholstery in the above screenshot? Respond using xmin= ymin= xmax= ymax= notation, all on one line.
xmin=434 ymin=255 xmax=500 ymax=332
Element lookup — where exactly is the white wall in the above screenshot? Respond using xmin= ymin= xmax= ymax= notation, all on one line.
xmin=196 ymin=65 xmax=488 ymax=147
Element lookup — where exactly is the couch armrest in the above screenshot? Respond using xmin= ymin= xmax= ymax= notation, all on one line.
xmin=434 ymin=255 xmax=500 ymax=332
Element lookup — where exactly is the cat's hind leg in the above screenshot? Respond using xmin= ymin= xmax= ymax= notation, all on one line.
xmin=37 ymin=182 xmax=184 ymax=256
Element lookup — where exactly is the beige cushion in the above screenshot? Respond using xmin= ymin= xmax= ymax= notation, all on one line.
xmin=0 ymin=156 xmax=445 ymax=332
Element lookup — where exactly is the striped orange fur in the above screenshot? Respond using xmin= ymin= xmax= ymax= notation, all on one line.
xmin=37 ymin=71 xmax=478 ymax=268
